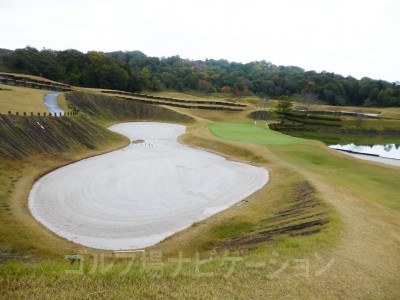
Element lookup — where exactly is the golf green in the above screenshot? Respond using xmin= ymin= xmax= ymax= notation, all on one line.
xmin=208 ymin=123 xmax=303 ymax=146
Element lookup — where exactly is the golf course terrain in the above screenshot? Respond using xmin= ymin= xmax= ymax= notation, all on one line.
xmin=0 ymin=78 xmax=399 ymax=299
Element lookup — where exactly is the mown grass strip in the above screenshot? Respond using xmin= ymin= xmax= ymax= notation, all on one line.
xmin=208 ymin=123 xmax=400 ymax=211
xmin=207 ymin=123 xmax=304 ymax=146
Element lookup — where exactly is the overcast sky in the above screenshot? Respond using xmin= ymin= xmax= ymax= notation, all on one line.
xmin=0 ymin=0 xmax=399 ymax=82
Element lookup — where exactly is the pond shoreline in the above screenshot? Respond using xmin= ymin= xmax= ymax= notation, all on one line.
xmin=335 ymin=151 xmax=400 ymax=167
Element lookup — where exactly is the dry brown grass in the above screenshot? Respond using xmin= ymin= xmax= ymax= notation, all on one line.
xmin=202 ymin=121 xmax=400 ymax=298
xmin=1 ymin=135 xmax=130 ymax=259
xmin=0 ymin=84 xmax=49 ymax=114
xmin=0 ymin=89 xmax=400 ymax=298
xmin=0 ymin=72 xmax=67 ymax=85
xmin=56 ymin=93 xmax=70 ymax=112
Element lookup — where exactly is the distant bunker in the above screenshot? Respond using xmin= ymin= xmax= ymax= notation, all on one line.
xmin=29 ymin=122 xmax=268 ymax=250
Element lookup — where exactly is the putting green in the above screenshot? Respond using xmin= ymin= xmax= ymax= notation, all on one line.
xmin=208 ymin=123 xmax=303 ymax=146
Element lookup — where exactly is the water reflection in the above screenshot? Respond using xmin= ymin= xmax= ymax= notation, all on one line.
xmin=329 ymin=143 xmax=400 ymax=160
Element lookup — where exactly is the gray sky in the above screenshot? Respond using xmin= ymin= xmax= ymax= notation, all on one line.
xmin=0 ymin=0 xmax=399 ymax=82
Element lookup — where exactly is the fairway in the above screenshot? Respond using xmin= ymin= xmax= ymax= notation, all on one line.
xmin=208 ymin=123 xmax=400 ymax=211
xmin=207 ymin=123 xmax=304 ymax=146
xmin=1 ymin=90 xmax=400 ymax=299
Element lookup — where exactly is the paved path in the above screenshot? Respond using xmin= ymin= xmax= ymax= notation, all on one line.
xmin=43 ymin=92 xmax=64 ymax=115
xmin=28 ymin=122 xmax=268 ymax=250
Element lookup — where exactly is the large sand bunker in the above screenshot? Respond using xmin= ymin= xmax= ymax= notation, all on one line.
xmin=29 ymin=122 xmax=268 ymax=250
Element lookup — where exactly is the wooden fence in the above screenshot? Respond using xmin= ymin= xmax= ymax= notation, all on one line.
xmin=2 ymin=110 xmax=79 ymax=117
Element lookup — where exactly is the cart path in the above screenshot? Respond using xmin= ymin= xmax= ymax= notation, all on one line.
xmin=43 ymin=92 xmax=64 ymax=115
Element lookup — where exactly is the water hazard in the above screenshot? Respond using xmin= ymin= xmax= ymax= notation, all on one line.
xmin=329 ymin=143 xmax=400 ymax=160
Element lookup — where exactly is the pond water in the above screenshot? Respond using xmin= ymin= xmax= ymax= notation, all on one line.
xmin=329 ymin=143 xmax=400 ymax=160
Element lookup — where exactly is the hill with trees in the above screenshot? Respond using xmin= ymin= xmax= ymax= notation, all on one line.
xmin=0 ymin=47 xmax=399 ymax=107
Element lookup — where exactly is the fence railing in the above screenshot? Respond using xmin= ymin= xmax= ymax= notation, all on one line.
xmin=2 ymin=110 xmax=79 ymax=117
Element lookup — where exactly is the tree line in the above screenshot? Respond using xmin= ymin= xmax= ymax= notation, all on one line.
xmin=0 ymin=47 xmax=399 ymax=107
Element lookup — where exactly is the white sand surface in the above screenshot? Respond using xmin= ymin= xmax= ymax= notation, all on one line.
xmin=29 ymin=122 xmax=268 ymax=250
xmin=337 ymin=151 xmax=400 ymax=168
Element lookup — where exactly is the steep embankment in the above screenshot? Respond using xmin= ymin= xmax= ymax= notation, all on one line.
xmin=0 ymin=90 xmax=196 ymax=261
xmin=65 ymin=91 xmax=194 ymax=123
xmin=0 ymin=114 xmax=118 ymax=160
xmin=0 ymin=91 xmax=194 ymax=160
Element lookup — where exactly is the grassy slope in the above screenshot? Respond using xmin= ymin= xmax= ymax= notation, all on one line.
xmin=0 ymin=84 xmax=48 ymax=114
xmin=207 ymin=123 xmax=400 ymax=297
xmin=342 ymin=118 xmax=400 ymax=130
xmin=56 ymin=93 xmax=70 ymax=112
xmin=0 ymin=121 xmax=343 ymax=299
xmin=66 ymin=91 xmax=194 ymax=125
xmin=0 ymin=114 xmax=122 ymax=159
xmin=316 ymin=104 xmax=400 ymax=119
xmin=290 ymin=102 xmax=400 ymax=120
xmin=0 ymin=72 xmax=69 ymax=85
xmin=208 ymin=123 xmax=400 ymax=210
xmin=0 ymin=91 xmax=195 ymax=258
xmin=270 ymin=107 xmax=400 ymax=146
xmin=0 ymin=89 xmax=399 ymax=299
xmin=379 ymin=107 xmax=400 ymax=119
xmin=0 ymin=142 xmax=130 ymax=260
xmin=149 ymin=90 xmax=262 ymax=106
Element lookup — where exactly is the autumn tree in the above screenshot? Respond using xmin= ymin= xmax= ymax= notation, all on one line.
xmin=198 ymin=79 xmax=211 ymax=92
xmin=275 ymin=100 xmax=293 ymax=124
xmin=296 ymin=92 xmax=318 ymax=118
xmin=2 ymin=47 xmax=399 ymax=107
xmin=220 ymin=85 xmax=231 ymax=94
